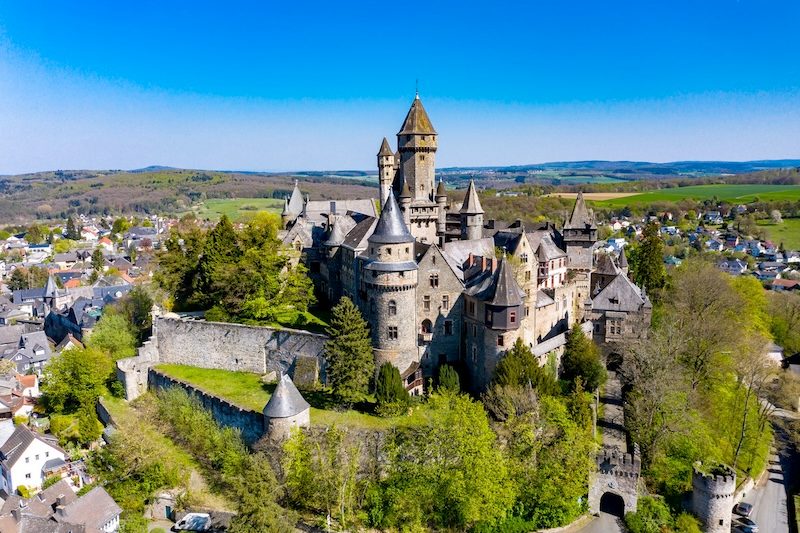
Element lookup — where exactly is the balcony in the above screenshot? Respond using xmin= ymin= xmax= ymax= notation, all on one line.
xmin=419 ymin=332 xmax=433 ymax=343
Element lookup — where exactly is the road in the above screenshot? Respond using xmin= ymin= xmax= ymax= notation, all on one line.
xmin=740 ymin=432 xmax=795 ymax=533
xmin=569 ymin=512 xmax=624 ymax=533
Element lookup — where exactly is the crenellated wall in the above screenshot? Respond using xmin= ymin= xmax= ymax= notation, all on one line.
xmin=691 ymin=462 xmax=736 ymax=533
xmin=588 ymin=445 xmax=641 ymax=516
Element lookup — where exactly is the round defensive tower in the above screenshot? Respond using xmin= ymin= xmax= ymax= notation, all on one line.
xmin=691 ymin=461 xmax=736 ymax=533
xmin=364 ymin=190 xmax=419 ymax=378
xmin=263 ymin=374 xmax=311 ymax=441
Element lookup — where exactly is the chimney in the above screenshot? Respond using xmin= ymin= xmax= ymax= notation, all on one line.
xmin=467 ymin=253 xmax=474 ymax=268
xmin=481 ymin=256 xmax=487 ymax=271
xmin=491 ymin=257 xmax=498 ymax=272
xmin=330 ymin=201 xmax=336 ymax=215
xmin=55 ymin=505 xmax=67 ymax=517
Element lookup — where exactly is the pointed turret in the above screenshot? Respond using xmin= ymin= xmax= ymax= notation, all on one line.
xmin=436 ymin=180 xmax=447 ymax=199
xmin=618 ymin=246 xmax=629 ymax=275
xmin=398 ymin=95 xmax=437 ymax=135
xmin=378 ymin=137 xmax=394 ymax=157
xmin=370 ymin=190 xmax=414 ymax=245
xmin=460 ymin=180 xmax=484 ymax=214
xmin=286 ymin=180 xmax=304 ymax=216
xmin=399 ymin=180 xmax=411 ymax=199
xmin=44 ymin=275 xmax=57 ymax=299
xmin=324 ymin=217 xmax=347 ymax=247
xmin=263 ymin=374 xmax=311 ymax=441
xmin=565 ymin=191 xmax=596 ymax=230
xmin=489 ymin=258 xmax=524 ymax=307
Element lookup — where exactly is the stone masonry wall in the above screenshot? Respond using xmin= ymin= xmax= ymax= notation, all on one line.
xmin=155 ymin=316 xmax=328 ymax=379
xmin=148 ymin=368 xmax=265 ymax=446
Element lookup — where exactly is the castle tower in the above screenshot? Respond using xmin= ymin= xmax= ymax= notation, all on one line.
xmin=435 ymin=180 xmax=448 ymax=243
xmin=460 ymin=180 xmax=484 ymax=241
xmin=377 ymin=137 xmax=396 ymax=205
xmin=396 ymin=94 xmax=437 ymax=202
xmin=364 ymin=191 xmax=419 ymax=378
xmin=691 ymin=462 xmax=736 ymax=533
xmin=564 ymin=192 xmax=597 ymax=318
xmin=399 ymin=180 xmax=412 ymax=226
xmin=263 ymin=374 xmax=310 ymax=441
xmin=281 ymin=180 xmax=304 ymax=229
xmin=43 ymin=274 xmax=57 ymax=313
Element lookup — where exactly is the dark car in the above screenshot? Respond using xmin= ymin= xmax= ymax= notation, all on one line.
xmin=733 ymin=516 xmax=758 ymax=532
xmin=733 ymin=502 xmax=754 ymax=517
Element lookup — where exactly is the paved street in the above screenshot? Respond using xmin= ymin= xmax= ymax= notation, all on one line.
xmin=571 ymin=512 xmax=624 ymax=533
xmin=740 ymin=432 xmax=795 ymax=533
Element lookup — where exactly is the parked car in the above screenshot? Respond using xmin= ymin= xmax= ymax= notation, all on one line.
xmin=172 ymin=512 xmax=211 ymax=531
xmin=733 ymin=516 xmax=758 ymax=532
xmin=733 ymin=502 xmax=753 ymax=517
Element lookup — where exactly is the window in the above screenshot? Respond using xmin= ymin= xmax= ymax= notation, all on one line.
xmin=25 ymin=457 xmax=29 ymax=464
xmin=468 ymin=301 xmax=476 ymax=315
xmin=525 ymin=271 xmax=531 ymax=281
xmin=421 ymin=319 xmax=433 ymax=334
xmin=35 ymin=454 xmax=39 ymax=460
xmin=472 ymin=324 xmax=477 ymax=336
xmin=444 ymin=320 xmax=453 ymax=335
xmin=486 ymin=309 xmax=493 ymax=324
xmin=45 ymin=452 xmax=49 ymax=458
xmin=25 ymin=473 xmax=31 ymax=479
xmin=420 ymin=155 xmax=426 ymax=161
xmin=524 ymin=306 xmax=530 ymax=317
xmin=509 ymin=311 xmax=516 ymax=324
xmin=442 ymin=295 xmax=450 ymax=310
xmin=521 ymin=253 xmax=528 ymax=263
xmin=430 ymin=273 xmax=439 ymax=288
xmin=388 ymin=300 xmax=397 ymax=316
xmin=388 ymin=326 xmax=398 ymax=339
xmin=432 ymin=255 xmax=436 ymax=265
xmin=423 ymin=295 xmax=431 ymax=311
xmin=387 ymin=247 xmax=392 ymax=255
xmin=497 ymin=335 xmax=505 ymax=347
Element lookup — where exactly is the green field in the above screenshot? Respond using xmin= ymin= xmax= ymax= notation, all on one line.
xmin=191 ymin=198 xmax=285 ymax=221
xmin=595 ymin=184 xmax=800 ymax=207
xmin=156 ymin=364 xmax=432 ymax=430
xmin=757 ymin=218 xmax=800 ymax=249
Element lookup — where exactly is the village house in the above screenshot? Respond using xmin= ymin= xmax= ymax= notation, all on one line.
xmin=0 ymin=425 xmax=67 ymax=495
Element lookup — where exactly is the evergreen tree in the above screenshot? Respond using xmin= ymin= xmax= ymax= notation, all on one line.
xmin=91 ymin=248 xmax=105 ymax=272
xmin=65 ymin=217 xmax=80 ymax=240
xmin=376 ymin=362 xmax=407 ymax=415
xmin=437 ymin=364 xmax=460 ymax=393
xmin=324 ymin=297 xmax=375 ymax=404
xmin=629 ymin=221 xmax=666 ymax=297
xmin=197 ymin=215 xmax=240 ymax=306
xmin=562 ymin=326 xmax=606 ymax=391
xmin=493 ymin=338 xmax=559 ymax=396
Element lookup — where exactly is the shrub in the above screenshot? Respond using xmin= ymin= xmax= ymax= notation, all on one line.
xmin=437 ymin=364 xmax=460 ymax=393
xmin=42 ymin=474 xmax=62 ymax=490
xmin=375 ymin=362 xmax=408 ymax=416
xmin=624 ymin=496 xmax=673 ymax=533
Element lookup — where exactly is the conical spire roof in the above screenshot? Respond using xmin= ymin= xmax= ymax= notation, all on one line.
xmin=370 ymin=190 xmax=414 ymax=244
xmin=489 ymin=258 xmax=523 ymax=307
xmin=398 ymin=95 xmax=436 ymax=135
xmin=460 ymin=180 xmax=484 ymax=214
xmin=324 ymin=217 xmax=346 ymax=246
xmin=44 ymin=275 xmax=57 ymax=299
xmin=399 ymin=180 xmax=412 ymax=199
xmin=286 ymin=180 xmax=304 ymax=216
xmin=263 ymin=374 xmax=310 ymax=418
xmin=565 ymin=191 xmax=596 ymax=230
xmin=377 ymin=137 xmax=394 ymax=157
xmin=436 ymin=180 xmax=447 ymax=197
xmin=618 ymin=247 xmax=629 ymax=269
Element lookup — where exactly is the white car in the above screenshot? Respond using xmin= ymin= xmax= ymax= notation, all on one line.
xmin=172 ymin=513 xmax=211 ymax=531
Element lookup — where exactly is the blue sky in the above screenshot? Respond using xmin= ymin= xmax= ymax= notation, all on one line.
xmin=1 ymin=1 xmax=799 ymax=174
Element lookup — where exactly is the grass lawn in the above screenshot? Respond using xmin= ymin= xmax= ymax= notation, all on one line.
xmin=155 ymin=364 xmax=432 ymax=430
xmin=191 ymin=198 xmax=285 ymax=222
xmin=594 ymin=184 xmax=800 ymax=207
xmin=757 ymin=218 xmax=800 ymax=250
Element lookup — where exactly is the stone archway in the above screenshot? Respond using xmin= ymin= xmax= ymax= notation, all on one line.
xmin=599 ymin=492 xmax=625 ymax=517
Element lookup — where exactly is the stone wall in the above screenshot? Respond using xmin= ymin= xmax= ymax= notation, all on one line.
xmin=691 ymin=462 xmax=736 ymax=533
xmin=148 ymin=368 xmax=265 ymax=446
xmin=155 ymin=316 xmax=328 ymax=378
xmin=588 ymin=446 xmax=641 ymax=516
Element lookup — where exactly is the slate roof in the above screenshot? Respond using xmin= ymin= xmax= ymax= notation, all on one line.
xmin=465 ymin=258 xmax=524 ymax=307
xmin=341 ymin=216 xmax=377 ymax=251
xmin=442 ymin=238 xmax=496 ymax=281
xmin=369 ymin=191 xmax=414 ymax=244
xmin=323 ymin=216 xmax=351 ymax=247
xmin=436 ymin=180 xmax=447 ymax=197
xmin=564 ymin=191 xmax=596 ymax=230
xmin=618 ymin=247 xmax=629 ymax=269
xmin=398 ymin=95 xmax=436 ymax=135
xmin=286 ymin=180 xmax=305 ymax=216
xmin=591 ymin=274 xmax=652 ymax=312
xmin=263 ymin=374 xmax=310 ymax=418
xmin=594 ymin=253 xmax=620 ymax=275
xmin=459 ymin=180 xmax=484 ymax=214
xmin=59 ymin=486 xmax=122 ymax=530
xmin=378 ymin=137 xmax=394 ymax=157
xmin=0 ymin=424 xmax=62 ymax=468
xmin=535 ymin=234 xmax=567 ymax=261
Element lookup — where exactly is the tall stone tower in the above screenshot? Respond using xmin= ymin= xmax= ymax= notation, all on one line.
xmin=364 ymin=191 xmax=419 ymax=376
xmin=377 ymin=137 xmax=396 ymax=205
xmin=396 ymin=94 xmax=437 ymax=202
xmin=564 ymin=191 xmax=597 ymax=316
xmin=460 ymin=180 xmax=484 ymax=241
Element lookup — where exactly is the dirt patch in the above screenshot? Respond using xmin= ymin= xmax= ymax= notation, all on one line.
xmin=547 ymin=192 xmax=640 ymax=201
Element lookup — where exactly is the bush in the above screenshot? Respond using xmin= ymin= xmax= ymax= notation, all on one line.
xmin=624 ymin=496 xmax=673 ymax=533
xmin=375 ymin=362 xmax=408 ymax=416
xmin=674 ymin=513 xmax=702 ymax=533
xmin=437 ymin=364 xmax=460 ymax=393
xmin=17 ymin=485 xmax=34 ymax=498
xmin=42 ymin=474 xmax=62 ymax=490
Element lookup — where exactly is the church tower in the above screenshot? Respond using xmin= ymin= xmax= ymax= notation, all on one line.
xmin=377 ymin=138 xmax=396 ymax=205
xmin=396 ymin=95 xmax=437 ymax=202
xmin=460 ymin=180 xmax=484 ymax=241
xmin=364 ymin=191 xmax=419 ymax=378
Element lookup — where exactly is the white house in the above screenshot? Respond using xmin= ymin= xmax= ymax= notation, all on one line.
xmin=0 ymin=425 xmax=66 ymax=494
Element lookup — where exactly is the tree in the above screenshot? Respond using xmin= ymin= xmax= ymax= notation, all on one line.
xmin=770 ymin=209 xmax=783 ymax=224
xmin=111 ymin=217 xmax=130 ymax=236
xmin=87 ymin=313 xmax=136 ymax=361
xmin=26 ymin=224 xmax=45 ymax=244
xmin=375 ymin=363 xmax=408 ymax=415
xmin=196 ymin=215 xmax=240 ymax=307
xmin=562 ymin=326 xmax=606 ymax=391
xmin=493 ymin=338 xmax=559 ymax=396
xmin=228 ymin=457 xmax=295 ymax=533
xmin=65 ymin=217 xmax=80 ymax=240
xmin=7 ymin=266 xmax=49 ymax=291
xmin=116 ymin=287 xmax=154 ymax=343
xmin=41 ymin=347 xmax=113 ymax=414
xmin=91 ymin=248 xmax=105 ymax=272
xmin=629 ymin=222 xmax=666 ymax=297
xmin=437 ymin=364 xmax=460 ymax=393
xmin=324 ymin=297 xmax=375 ymax=404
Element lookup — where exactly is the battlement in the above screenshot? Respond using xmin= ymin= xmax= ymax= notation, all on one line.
xmin=596 ymin=445 xmax=641 ymax=476
xmin=692 ymin=462 xmax=736 ymax=494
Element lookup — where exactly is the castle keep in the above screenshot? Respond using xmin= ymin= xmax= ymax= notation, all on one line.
xmin=281 ymin=95 xmax=651 ymax=391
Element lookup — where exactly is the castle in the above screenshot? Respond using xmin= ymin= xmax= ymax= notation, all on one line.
xmin=280 ymin=95 xmax=651 ymax=391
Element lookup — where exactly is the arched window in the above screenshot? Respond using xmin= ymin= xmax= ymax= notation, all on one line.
xmin=421 ymin=319 xmax=433 ymax=334
xmin=388 ymin=300 xmax=397 ymax=316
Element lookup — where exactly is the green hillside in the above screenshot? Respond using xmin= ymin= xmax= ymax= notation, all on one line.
xmin=595 ymin=184 xmax=800 ymax=206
